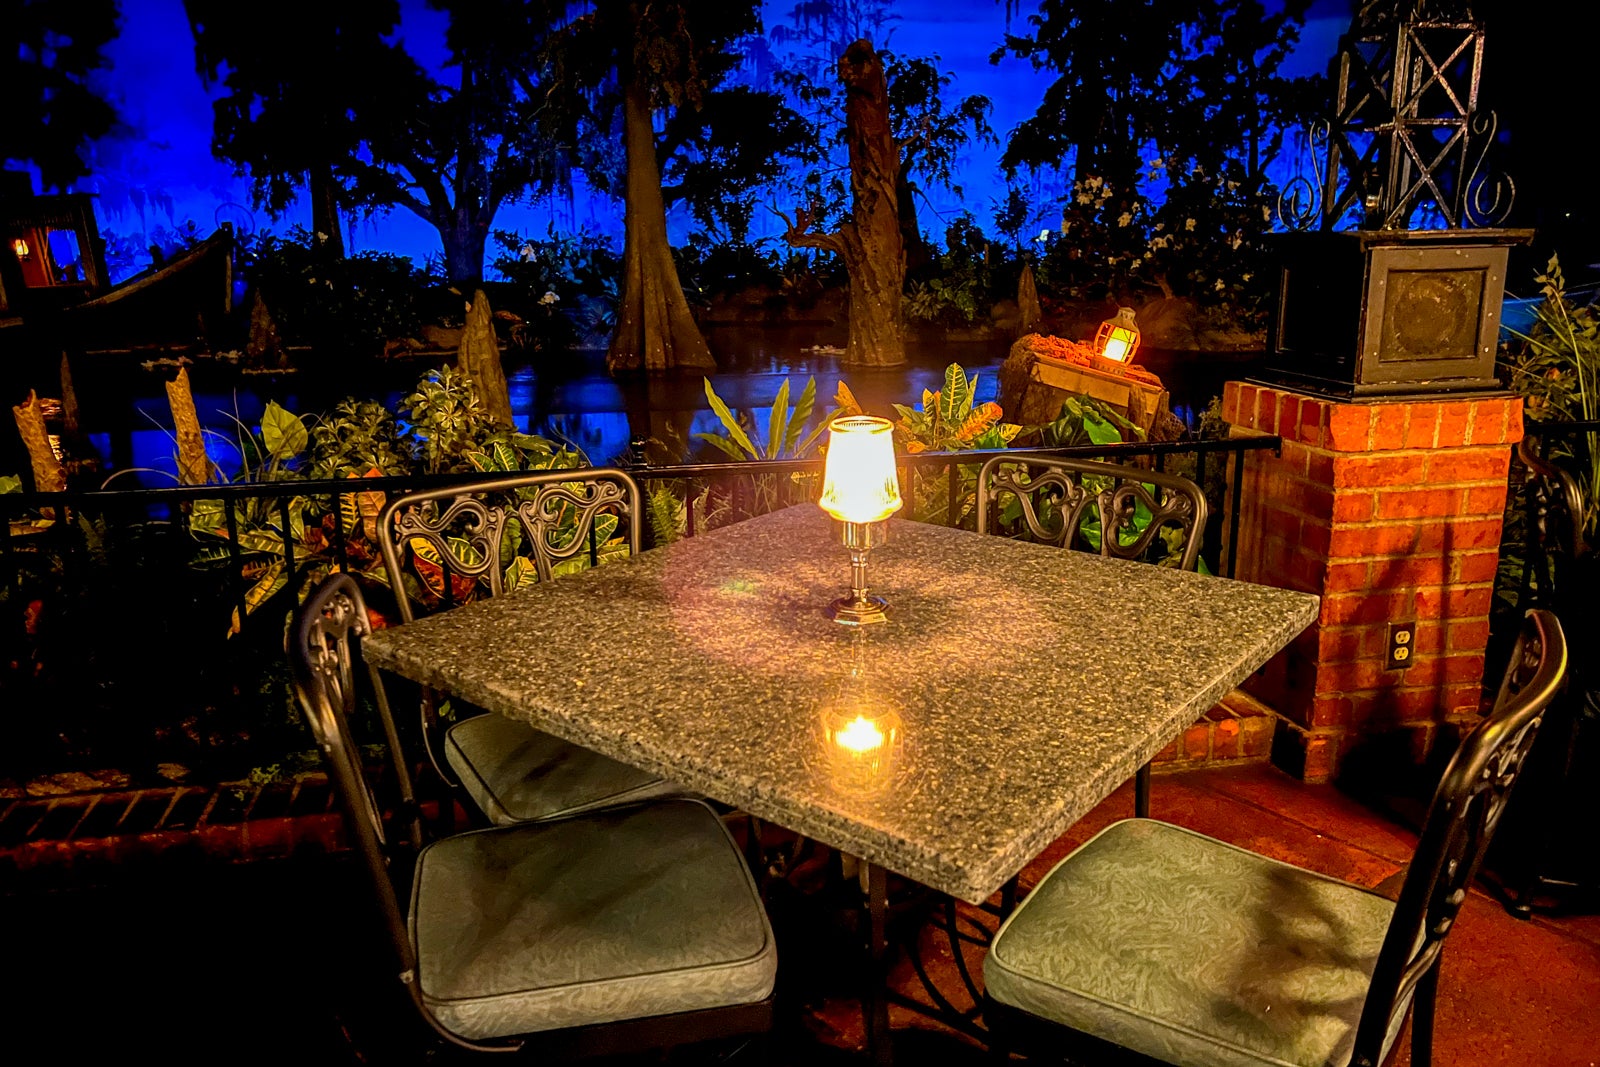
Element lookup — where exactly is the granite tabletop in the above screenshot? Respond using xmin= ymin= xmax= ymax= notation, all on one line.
xmin=362 ymin=504 xmax=1319 ymax=904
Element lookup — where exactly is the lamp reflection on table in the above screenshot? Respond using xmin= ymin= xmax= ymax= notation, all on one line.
xmin=818 ymin=630 xmax=905 ymax=799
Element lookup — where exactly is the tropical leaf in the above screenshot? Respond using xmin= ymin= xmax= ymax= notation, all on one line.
xmin=939 ymin=364 xmax=973 ymax=427
xmin=228 ymin=558 xmax=286 ymax=637
xmin=701 ymin=377 xmax=759 ymax=459
xmin=956 ymin=401 xmax=1002 ymax=442
xmin=835 ymin=380 xmax=864 ymax=416
xmin=189 ymin=498 xmax=227 ymax=535
xmin=694 ymin=432 xmax=751 ymax=461
xmin=648 ymin=486 xmax=687 ymax=546
xmin=784 ymin=377 xmax=818 ymax=456
xmin=766 ymin=378 xmax=790 ymax=460
xmin=260 ymin=401 xmax=308 ymax=461
xmin=503 ymin=555 xmax=537 ymax=592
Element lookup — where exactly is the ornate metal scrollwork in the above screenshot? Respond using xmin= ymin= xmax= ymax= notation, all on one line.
xmin=1276 ymin=121 xmax=1329 ymax=232
xmin=513 ymin=477 xmax=632 ymax=581
xmin=1463 ymin=110 xmax=1516 ymax=227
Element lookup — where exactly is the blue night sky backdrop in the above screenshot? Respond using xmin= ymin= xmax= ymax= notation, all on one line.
xmin=76 ymin=0 xmax=1353 ymax=282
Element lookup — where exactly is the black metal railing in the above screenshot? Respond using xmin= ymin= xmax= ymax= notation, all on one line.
xmin=0 ymin=435 xmax=1280 ymax=779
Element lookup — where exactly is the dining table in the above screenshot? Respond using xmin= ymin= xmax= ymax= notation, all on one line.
xmin=361 ymin=502 xmax=1320 ymax=1064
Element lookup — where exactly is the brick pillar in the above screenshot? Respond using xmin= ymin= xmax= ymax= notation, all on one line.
xmin=1222 ymin=382 xmax=1522 ymax=783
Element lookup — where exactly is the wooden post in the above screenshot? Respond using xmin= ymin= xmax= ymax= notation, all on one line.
xmin=165 ymin=366 xmax=211 ymax=485
xmin=11 ymin=390 xmax=66 ymax=492
xmin=457 ymin=289 xmax=515 ymax=428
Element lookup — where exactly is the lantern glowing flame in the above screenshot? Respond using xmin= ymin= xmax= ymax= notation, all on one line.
xmin=1094 ymin=306 xmax=1141 ymax=365
xmin=819 ymin=416 xmax=902 ymax=524
xmin=11 ymin=238 xmax=30 ymax=262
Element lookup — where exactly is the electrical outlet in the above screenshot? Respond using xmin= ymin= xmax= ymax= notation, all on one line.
xmin=1386 ymin=622 xmax=1415 ymax=670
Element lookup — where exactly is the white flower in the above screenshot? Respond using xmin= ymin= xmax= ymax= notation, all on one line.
xmin=1086 ymin=176 xmax=1103 ymax=190
xmin=1185 ymin=218 xmax=1197 ymax=231
xmin=1242 ymin=273 xmax=1253 ymax=283
xmin=1226 ymin=181 xmax=1239 ymax=192
xmin=315 ymin=231 xmax=328 ymax=243
xmin=1117 ymin=212 xmax=1132 ymax=227
xmin=520 ymin=244 xmax=536 ymax=261
xmin=1037 ymin=228 xmax=1051 ymax=242
xmin=1149 ymin=158 xmax=1164 ymax=169
xmin=1076 ymin=193 xmax=1092 ymax=205
xmin=1214 ymin=279 xmax=1226 ymax=291
xmin=1262 ymin=205 xmax=1272 ymax=221
xmin=540 ymin=290 xmax=560 ymax=305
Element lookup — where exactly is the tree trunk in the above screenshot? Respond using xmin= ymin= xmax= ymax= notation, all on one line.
xmin=838 ymin=40 xmax=905 ymax=368
xmin=309 ymin=162 xmax=345 ymax=258
xmin=11 ymin=390 xmax=65 ymax=493
xmin=897 ymin=171 xmax=930 ymax=273
xmin=1016 ymin=262 xmax=1041 ymax=335
xmin=440 ymin=206 xmax=489 ymax=287
xmin=607 ymin=79 xmax=714 ymax=374
xmin=164 ymin=367 xmax=212 ymax=485
xmin=458 ymin=289 xmax=515 ymax=427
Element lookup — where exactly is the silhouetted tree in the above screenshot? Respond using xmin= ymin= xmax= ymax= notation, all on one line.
xmin=1 ymin=0 xmax=118 ymax=190
xmin=551 ymin=0 xmax=802 ymax=372
xmin=187 ymin=0 xmax=563 ymax=282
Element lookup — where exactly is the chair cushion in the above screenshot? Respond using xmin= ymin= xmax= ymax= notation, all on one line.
xmin=445 ymin=712 xmax=685 ymax=826
xmin=985 ymin=819 xmax=1400 ymax=1067
xmin=410 ymin=797 xmax=776 ymax=1041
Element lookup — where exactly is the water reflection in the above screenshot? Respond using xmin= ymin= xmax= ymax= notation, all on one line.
xmin=63 ymin=327 xmax=1259 ymax=487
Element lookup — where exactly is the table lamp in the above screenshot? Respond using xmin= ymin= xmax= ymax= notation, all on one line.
xmin=818 ymin=415 xmax=902 ymax=625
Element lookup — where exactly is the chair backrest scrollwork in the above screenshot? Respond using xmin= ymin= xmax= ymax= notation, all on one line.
xmin=977 ymin=455 xmax=1208 ymax=571
xmin=377 ymin=468 xmax=643 ymax=623
xmin=1350 ymin=608 xmax=1567 ymax=1066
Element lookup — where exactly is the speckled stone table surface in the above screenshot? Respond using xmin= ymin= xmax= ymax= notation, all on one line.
xmin=363 ymin=505 xmax=1318 ymax=904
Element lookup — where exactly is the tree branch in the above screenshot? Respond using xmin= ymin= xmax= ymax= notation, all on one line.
xmin=774 ymin=206 xmax=846 ymax=256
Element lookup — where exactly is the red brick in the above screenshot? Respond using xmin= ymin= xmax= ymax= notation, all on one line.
xmin=1444 ymin=654 xmax=1487 ymax=683
xmin=1183 ymin=723 xmax=1211 ymax=760
xmin=1309 ymin=694 xmax=1354 ymax=728
xmin=1375 ymin=488 xmax=1459 ymax=520
xmin=1426 ymin=448 xmax=1511 ymax=485
xmin=1368 ymin=555 xmax=1447 ymax=588
xmin=1332 ymin=492 xmax=1373 ymax=522
xmin=1387 ymin=687 xmax=1444 ymax=722
xmin=1452 ymin=551 xmax=1502 ymax=584
xmin=1435 ymin=401 xmax=1474 ymax=447
xmin=1287 ymin=550 xmax=1328 ymax=592
xmin=1372 ymin=405 xmax=1408 ymax=450
xmin=1315 ymin=659 xmax=1388 ymax=695
xmin=1412 ymin=621 xmax=1445 ymax=655
xmin=1505 ymin=400 xmax=1524 ymax=444
xmin=1414 ymin=584 xmax=1495 ymax=619
xmin=1221 ymin=383 xmax=1242 ymax=424
xmin=1448 ymin=618 xmax=1491 ymax=651
xmin=1333 ymin=455 xmax=1424 ymax=489
xmin=1439 ymin=518 xmax=1506 ymax=551
xmin=1239 ymin=716 xmax=1273 ymax=757
xmin=1321 ymin=590 xmax=1412 ymax=625
xmin=1319 ymin=626 xmax=1367 ymax=661
xmin=1404 ymin=406 xmax=1440 ymax=449
xmin=1152 ymin=739 xmax=1179 ymax=763
xmin=1212 ymin=719 xmax=1241 ymax=759
xmin=1463 ymin=484 xmax=1508 ymax=516
xmin=1467 ymin=400 xmax=1512 ymax=445
xmin=1306 ymin=448 xmax=1335 ymax=485
xmin=1300 ymin=518 xmax=1332 ymax=558
xmin=1328 ymin=523 xmax=1420 ymax=558
xmin=1298 ymin=400 xmax=1328 ymax=446
xmin=1278 ymin=393 xmax=1302 ymax=440
xmin=1443 ymin=682 xmax=1483 ymax=715
xmin=1326 ymin=404 xmax=1372 ymax=451
xmin=1286 ymin=478 xmax=1334 ymax=519
xmin=1322 ymin=561 xmax=1369 ymax=593
xmin=1301 ymin=735 xmax=1338 ymax=783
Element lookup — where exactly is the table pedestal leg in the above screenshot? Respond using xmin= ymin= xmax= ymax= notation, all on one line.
xmin=863 ymin=860 xmax=893 ymax=1067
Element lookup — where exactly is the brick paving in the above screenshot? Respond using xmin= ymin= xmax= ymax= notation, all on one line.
xmin=3 ymin=763 xmax=1595 ymax=1065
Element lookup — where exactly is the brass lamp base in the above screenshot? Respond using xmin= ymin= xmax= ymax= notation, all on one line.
xmin=830 ymin=520 xmax=890 ymax=625
xmin=829 ymin=593 xmax=889 ymax=626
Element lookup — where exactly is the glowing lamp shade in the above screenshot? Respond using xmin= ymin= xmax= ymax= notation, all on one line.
xmin=1094 ymin=307 xmax=1141 ymax=365
xmin=10 ymin=238 xmax=29 ymax=262
xmin=819 ymin=416 xmax=902 ymax=524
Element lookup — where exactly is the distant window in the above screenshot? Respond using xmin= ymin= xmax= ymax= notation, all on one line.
xmin=47 ymin=229 xmax=83 ymax=283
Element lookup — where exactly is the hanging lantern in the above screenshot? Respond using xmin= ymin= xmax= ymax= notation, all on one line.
xmin=11 ymin=238 xmax=30 ymax=262
xmin=1094 ymin=307 xmax=1141 ymax=369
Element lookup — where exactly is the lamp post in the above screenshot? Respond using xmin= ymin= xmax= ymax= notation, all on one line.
xmin=818 ymin=415 xmax=902 ymax=625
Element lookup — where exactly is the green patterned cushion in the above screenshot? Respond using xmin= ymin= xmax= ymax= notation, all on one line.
xmin=985 ymin=819 xmax=1401 ymax=1067
xmin=445 ymin=712 xmax=685 ymax=826
xmin=410 ymin=797 xmax=776 ymax=1041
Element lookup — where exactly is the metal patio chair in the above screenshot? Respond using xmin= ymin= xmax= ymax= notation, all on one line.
xmin=289 ymin=572 xmax=776 ymax=1057
xmin=376 ymin=468 xmax=687 ymax=826
xmin=978 ymin=454 xmax=1209 ymax=817
xmin=981 ymin=608 xmax=1567 ymax=1067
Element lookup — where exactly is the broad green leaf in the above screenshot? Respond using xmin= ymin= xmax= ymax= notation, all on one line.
xmin=784 ymin=378 xmax=818 ymax=456
xmin=0 ymin=474 xmax=21 ymax=494
xmin=491 ymin=440 xmax=517 ymax=471
xmin=189 ymin=498 xmax=226 ymax=535
xmin=702 ymin=378 xmax=759 ymax=459
xmin=260 ymin=401 xmax=307 ymax=461
xmin=503 ymin=555 xmax=537 ymax=592
xmin=648 ymin=486 xmax=686 ymax=546
xmin=1083 ymin=411 xmax=1123 ymax=446
xmin=693 ymin=432 xmax=750 ymax=461
xmin=766 ymin=378 xmax=789 ymax=460
xmin=939 ymin=363 xmax=972 ymax=426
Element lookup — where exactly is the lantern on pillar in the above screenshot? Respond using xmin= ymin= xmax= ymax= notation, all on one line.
xmin=11 ymin=238 xmax=30 ymax=262
xmin=1093 ymin=307 xmax=1141 ymax=372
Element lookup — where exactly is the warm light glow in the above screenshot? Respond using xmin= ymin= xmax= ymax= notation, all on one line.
xmin=835 ymin=715 xmax=886 ymax=753
xmin=819 ymin=416 xmax=902 ymax=524
xmin=1095 ymin=307 xmax=1141 ymax=366
xmin=10 ymin=238 xmax=29 ymax=261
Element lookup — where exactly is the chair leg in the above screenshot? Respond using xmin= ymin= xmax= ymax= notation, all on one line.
xmin=1410 ymin=964 xmax=1440 ymax=1067
xmin=1134 ymin=762 xmax=1151 ymax=819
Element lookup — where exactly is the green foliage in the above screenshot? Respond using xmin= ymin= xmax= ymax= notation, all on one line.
xmin=890 ymin=364 xmax=1020 ymax=453
xmin=490 ymin=226 xmax=621 ymax=348
xmin=241 ymin=228 xmax=441 ymax=354
xmin=1037 ymin=395 xmax=1143 ymax=448
xmin=305 ymin=400 xmax=413 ymax=480
xmin=696 ymin=376 xmax=832 ymax=461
